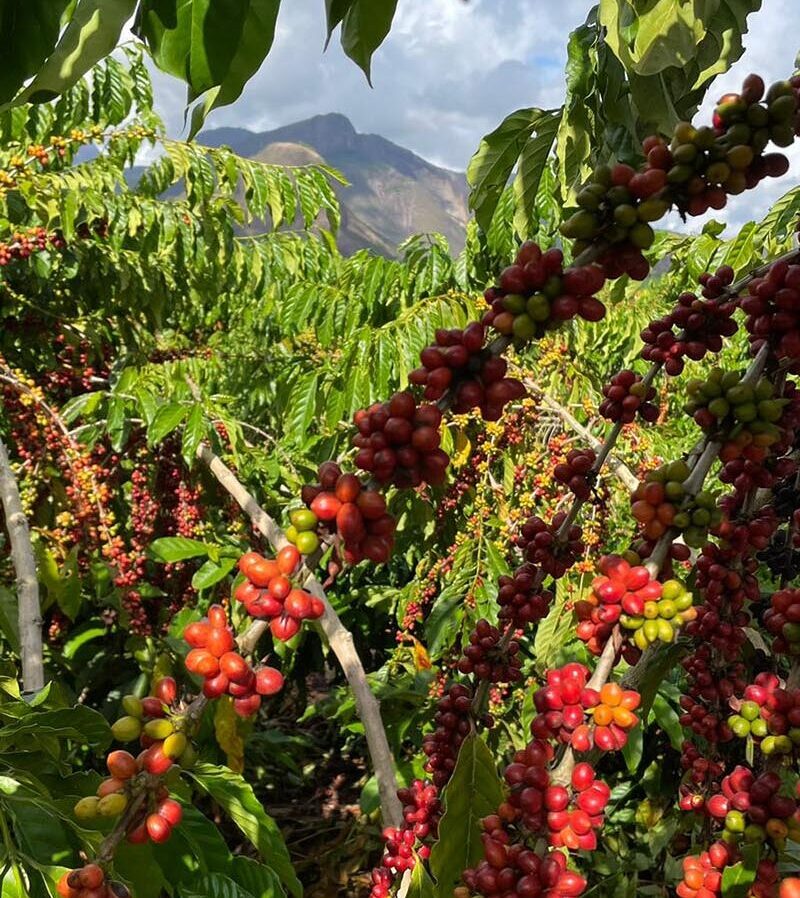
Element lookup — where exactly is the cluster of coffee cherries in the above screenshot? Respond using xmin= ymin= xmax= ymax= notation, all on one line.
xmin=691 ymin=543 xmax=760 ymax=657
xmin=685 ymin=367 xmax=785 ymax=442
xmin=598 ymin=369 xmax=658 ymax=424
xmin=234 ymin=547 xmax=323 ymax=639
xmin=57 ymin=865 xmax=129 ymax=898
xmin=504 ymin=744 xmax=609 ymax=848
xmin=553 ymin=448 xmax=596 ymax=500
xmin=370 ymin=780 xmax=442 ymax=898
xmin=284 ymin=507 xmax=320 ymax=555
xmin=531 ymin=665 xmax=640 ymax=752
xmin=457 ymin=619 xmax=523 ymax=683
xmin=496 ymin=564 xmax=553 ymax=628
xmin=302 ymin=462 xmax=396 ymax=564
xmin=422 ymin=683 xmax=484 ymax=788
xmin=77 ymin=683 xmax=187 ymax=848
xmin=463 ymin=836 xmax=587 ymax=898
xmin=741 ymin=259 xmax=800 ymax=370
xmin=0 ymin=226 xmax=64 ymax=266
xmin=764 ymin=587 xmax=800 ymax=655
xmin=184 ymin=605 xmax=284 ymax=716
xmin=126 ymin=793 xmax=183 ymax=846
xmin=516 ymin=513 xmax=585 ymax=578
xmin=530 ymin=663 xmax=595 ymax=748
xmin=715 ymin=506 xmax=778 ymax=557
xmin=482 ymin=242 xmax=606 ymax=343
xmin=678 ymin=741 xmax=726 ymax=813
xmin=464 ymin=740 xmax=608 ymax=898
xmin=560 ymin=161 xmax=666 ymax=279
xmin=352 ymin=391 xmax=450 ymax=488
xmin=110 ymin=678 xmax=192 ymax=768
xmin=630 ymin=460 xmax=720 ymax=547
xmin=728 ymin=674 xmax=800 ymax=755
xmin=640 ymin=281 xmax=738 ymax=376
xmin=620 ymin=577 xmax=695 ymax=649
xmin=586 ymin=682 xmax=640 ymax=752
xmin=707 ymin=766 xmax=800 ymax=849
xmin=664 ymin=79 xmax=793 ymax=215
xmin=675 ymin=844 xmax=732 ymax=898
xmin=74 ymin=750 xmax=145 ymax=822
xmin=576 ymin=555 xmax=660 ymax=655
xmin=408 ymin=323 xmax=526 ymax=420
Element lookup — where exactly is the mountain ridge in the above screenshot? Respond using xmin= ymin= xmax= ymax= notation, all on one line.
xmin=200 ymin=113 xmax=469 ymax=256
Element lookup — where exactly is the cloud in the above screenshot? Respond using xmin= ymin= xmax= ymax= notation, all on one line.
xmin=148 ymin=1 xmax=798 ymax=227
xmin=150 ymin=0 xmax=586 ymax=168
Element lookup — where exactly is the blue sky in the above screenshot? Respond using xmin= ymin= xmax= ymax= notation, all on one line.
xmin=150 ymin=0 xmax=798 ymax=228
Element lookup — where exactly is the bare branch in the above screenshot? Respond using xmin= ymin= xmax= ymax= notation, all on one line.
xmin=196 ymin=442 xmax=403 ymax=827
xmin=524 ymin=380 xmax=639 ymax=491
xmin=0 ymin=436 xmax=44 ymax=696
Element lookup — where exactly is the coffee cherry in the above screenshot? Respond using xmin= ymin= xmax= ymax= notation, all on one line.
xmin=301 ymin=466 xmax=396 ymax=564
xmin=517 ymin=513 xmax=584 ymax=579
xmin=457 ymin=619 xmax=522 ymax=683
xmin=620 ymin=578 xmax=695 ymax=649
xmin=553 ymin=448 xmax=596 ymax=500
xmin=484 ymin=242 xmax=607 ymax=343
xmin=255 ymin=666 xmax=284 ymax=696
xmin=409 ymin=323 xmax=525 ymax=420
xmin=600 ymin=370 xmax=658 ymax=423
xmin=353 ymin=393 xmax=450 ymax=488
xmin=631 ymin=460 xmax=721 ymax=547
xmin=146 ymin=812 xmax=172 ymax=843
xmin=497 ymin=563 xmax=552 ymax=628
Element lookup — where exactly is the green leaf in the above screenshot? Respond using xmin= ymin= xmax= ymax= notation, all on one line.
xmin=324 ymin=0 xmax=354 ymax=42
xmin=0 ymin=706 xmax=111 ymax=750
xmin=63 ymin=623 xmax=107 ymax=660
xmin=512 ymin=111 xmax=561 ymax=238
xmin=231 ymin=858 xmax=284 ymax=898
xmin=406 ymin=859 xmax=436 ymax=898
xmin=148 ymin=803 xmax=235 ymax=885
xmin=182 ymin=404 xmax=207 ymax=467
xmin=0 ymin=588 xmax=21 ymax=655
xmin=180 ymin=874 xmax=257 ymax=898
xmin=623 ymin=642 xmax=687 ymax=720
xmin=621 ymin=724 xmax=643 ymax=772
xmin=0 ymin=1 xmax=72 ymax=105
xmin=600 ymin=0 xmax=705 ymax=76
xmin=147 ymin=402 xmax=188 ymax=446
xmin=56 ymin=548 xmax=82 ymax=620
xmin=192 ymin=556 xmax=237 ymax=591
xmin=428 ymin=735 xmax=504 ymax=897
xmin=60 ymin=391 xmax=105 ymax=425
xmin=651 ymin=694 xmax=684 ymax=751
xmin=12 ymin=0 xmax=137 ymax=106
xmin=187 ymin=0 xmax=282 ymax=137
xmin=555 ymin=21 xmax=594 ymax=200
xmin=721 ymin=843 xmax=760 ymax=897
xmin=337 ymin=0 xmax=398 ymax=84
xmin=533 ymin=579 xmax=574 ymax=671
xmin=468 ymin=108 xmax=557 ymax=232
xmin=188 ymin=763 xmax=301 ymax=898
xmin=149 ymin=537 xmax=210 ymax=563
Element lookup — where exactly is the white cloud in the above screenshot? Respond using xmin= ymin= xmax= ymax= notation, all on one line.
xmin=147 ymin=0 xmax=798 ymax=227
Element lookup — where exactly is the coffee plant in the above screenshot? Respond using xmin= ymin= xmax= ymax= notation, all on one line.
xmin=2 ymin=4 xmax=800 ymax=898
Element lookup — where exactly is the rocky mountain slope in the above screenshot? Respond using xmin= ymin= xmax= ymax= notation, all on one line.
xmin=200 ymin=113 xmax=469 ymax=256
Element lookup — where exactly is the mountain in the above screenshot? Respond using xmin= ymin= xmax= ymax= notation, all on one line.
xmin=200 ymin=113 xmax=469 ymax=257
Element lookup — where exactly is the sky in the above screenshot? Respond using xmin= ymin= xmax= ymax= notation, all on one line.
xmin=149 ymin=0 xmax=799 ymax=230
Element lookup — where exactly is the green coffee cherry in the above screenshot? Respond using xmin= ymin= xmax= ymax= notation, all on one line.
xmin=74 ymin=796 xmax=100 ymax=820
xmin=111 ymin=715 xmax=142 ymax=742
xmin=97 ymin=793 xmax=128 ymax=817
xmin=144 ymin=718 xmax=175 ymax=740
xmin=121 ymin=695 xmax=143 ymax=719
